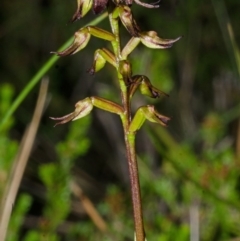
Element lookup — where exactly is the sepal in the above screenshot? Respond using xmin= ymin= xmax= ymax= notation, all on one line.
xmin=129 ymin=105 xmax=170 ymax=132
xmin=129 ymin=75 xmax=168 ymax=99
xmin=139 ymin=31 xmax=182 ymax=49
xmin=88 ymin=48 xmax=116 ymax=75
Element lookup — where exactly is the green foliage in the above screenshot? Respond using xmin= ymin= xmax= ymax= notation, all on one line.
xmin=0 ymin=84 xmax=17 ymax=168
xmin=142 ymin=115 xmax=240 ymax=240
xmin=37 ymin=116 xmax=92 ymax=239
xmin=23 ymin=231 xmax=40 ymax=241
xmin=0 ymin=84 xmax=18 ymax=197
xmin=1 ymin=0 xmax=240 ymax=240
xmin=7 ymin=194 xmax=32 ymax=241
xmin=0 ymin=84 xmax=32 ymax=241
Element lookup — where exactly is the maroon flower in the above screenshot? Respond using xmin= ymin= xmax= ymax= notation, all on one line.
xmin=72 ymin=0 xmax=161 ymax=22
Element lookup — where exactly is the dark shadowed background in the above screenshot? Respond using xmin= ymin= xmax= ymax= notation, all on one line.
xmin=0 ymin=0 xmax=240 ymax=240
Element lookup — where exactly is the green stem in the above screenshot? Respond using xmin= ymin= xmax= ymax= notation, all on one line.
xmin=108 ymin=10 xmax=121 ymax=59
xmin=108 ymin=10 xmax=145 ymax=241
xmin=125 ymin=133 xmax=145 ymax=241
xmin=0 ymin=12 xmax=107 ymax=133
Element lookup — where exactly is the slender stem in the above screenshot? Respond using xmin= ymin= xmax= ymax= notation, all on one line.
xmin=108 ymin=10 xmax=145 ymax=241
xmin=0 ymin=78 xmax=49 ymax=241
xmin=125 ymin=133 xmax=145 ymax=241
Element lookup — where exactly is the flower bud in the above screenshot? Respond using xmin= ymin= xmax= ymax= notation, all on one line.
xmin=144 ymin=105 xmax=170 ymax=126
xmin=88 ymin=48 xmax=116 ymax=75
xmin=129 ymin=105 xmax=170 ymax=132
xmin=119 ymin=60 xmax=132 ymax=85
xmin=139 ymin=76 xmax=168 ymax=98
xmin=72 ymin=0 xmax=93 ymax=22
xmin=129 ymin=75 xmax=168 ymax=99
xmin=51 ymin=30 xmax=91 ymax=56
xmin=118 ymin=5 xmax=141 ymax=37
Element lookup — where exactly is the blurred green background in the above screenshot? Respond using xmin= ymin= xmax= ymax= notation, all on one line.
xmin=0 ymin=0 xmax=240 ymax=240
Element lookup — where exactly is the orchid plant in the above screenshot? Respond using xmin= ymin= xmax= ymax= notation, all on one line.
xmin=51 ymin=0 xmax=181 ymax=240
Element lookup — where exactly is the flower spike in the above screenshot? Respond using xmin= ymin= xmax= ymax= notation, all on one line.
xmin=51 ymin=0 xmax=182 ymax=239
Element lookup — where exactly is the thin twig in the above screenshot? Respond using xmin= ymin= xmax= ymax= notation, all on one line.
xmin=0 ymin=78 xmax=49 ymax=241
xmin=70 ymin=180 xmax=108 ymax=232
